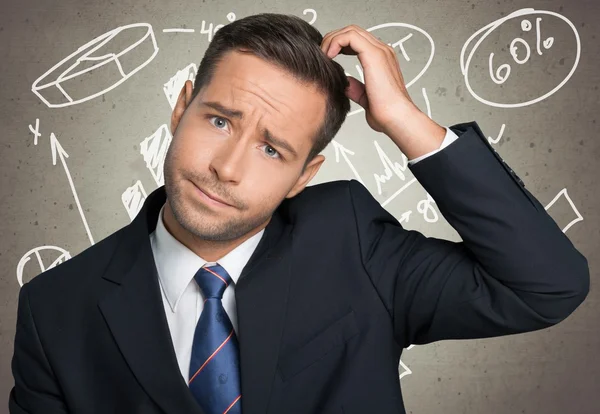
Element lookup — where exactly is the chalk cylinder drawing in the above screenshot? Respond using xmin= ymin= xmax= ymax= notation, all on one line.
xmin=31 ymin=23 xmax=159 ymax=108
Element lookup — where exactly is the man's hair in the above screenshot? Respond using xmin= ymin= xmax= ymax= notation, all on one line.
xmin=190 ymin=13 xmax=352 ymax=168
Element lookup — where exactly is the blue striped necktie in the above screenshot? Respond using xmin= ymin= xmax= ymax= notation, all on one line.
xmin=188 ymin=263 xmax=242 ymax=414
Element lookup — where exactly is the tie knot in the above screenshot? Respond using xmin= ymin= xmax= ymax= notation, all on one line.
xmin=193 ymin=263 xmax=232 ymax=299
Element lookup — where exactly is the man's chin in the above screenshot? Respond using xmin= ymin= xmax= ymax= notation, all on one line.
xmin=175 ymin=205 xmax=241 ymax=241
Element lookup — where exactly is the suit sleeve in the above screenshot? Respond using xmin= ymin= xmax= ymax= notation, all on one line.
xmin=9 ymin=283 xmax=69 ymax=414
xmin=407 ymin=126 xmax=459 ymax=165
xmin=348 ymin=121 xmax=590 ymax=348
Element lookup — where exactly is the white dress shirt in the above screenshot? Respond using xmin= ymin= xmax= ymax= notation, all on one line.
xmin=149 ymin=206 xmax=264 ymax=382
xmin=149 ymin=126 xmax=459 ymax=383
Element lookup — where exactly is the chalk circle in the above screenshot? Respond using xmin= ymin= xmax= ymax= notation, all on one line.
xmin=460 ymin=8 xmax=580 ymax=108
xmin=346 ymin=22 xmax=435 ymax=117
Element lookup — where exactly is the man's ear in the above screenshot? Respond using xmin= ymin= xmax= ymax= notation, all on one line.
xmin=170 ymin=80 xmax=194 ymax=135
xmin=286 ymin=154 xmax=326 ymax=199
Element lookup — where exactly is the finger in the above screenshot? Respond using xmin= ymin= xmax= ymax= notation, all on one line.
xmin=347 ymin=25 xmax=388 ymax=48
xmin=345 ymin=75 xmax=368 ymax=108
xmin=321 ymin=25 xmax=388 ymax=55
xmin=321 ymin=26 xmax=373 ymax=56
xmin=322 ymin=26 xmax=389 ymax=60
xmin=321 ymin=26 xmax=373 ymax=57
xmin=344 ymin=29 xmax=403 ymax=80
xmin=320 ymin=26 xmax=347 ymax=55
xmin=323 ymin=29 xmax=384 ymax=64
xmin=352 ymin=28 xmax=398 ymax=61
xmin=321 ymin=26 xmax=404 ymax=93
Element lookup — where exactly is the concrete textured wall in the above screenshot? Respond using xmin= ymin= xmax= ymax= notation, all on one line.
xmin=1 ymin=0 xmax=598 ymax=412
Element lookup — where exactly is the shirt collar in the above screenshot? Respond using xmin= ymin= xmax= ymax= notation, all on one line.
xmin=149 ymin=202 xmax=265 ymax=312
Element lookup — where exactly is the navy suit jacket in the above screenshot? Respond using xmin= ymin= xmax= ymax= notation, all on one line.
xmin=9 ymin=121 xmax=589 ymax=414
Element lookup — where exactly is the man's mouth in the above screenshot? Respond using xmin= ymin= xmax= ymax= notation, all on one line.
xmin=191 ymin=181 xmax=233 ymax=208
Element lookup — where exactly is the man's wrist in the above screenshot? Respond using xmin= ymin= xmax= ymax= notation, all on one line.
xmin=383 ymin=104 xmax=446 ymax=160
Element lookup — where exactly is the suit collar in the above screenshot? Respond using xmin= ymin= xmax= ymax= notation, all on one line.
xmin=100 ymin=185 xmax=286 ymax=285
xmin=98 ymin=185 xmax=293 ymax=414
xmin=150 ymin=202 xmax=264 ymax=313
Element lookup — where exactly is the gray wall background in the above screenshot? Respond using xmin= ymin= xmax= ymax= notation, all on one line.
xmin=1 ymin=0 xmax=598 ymax=412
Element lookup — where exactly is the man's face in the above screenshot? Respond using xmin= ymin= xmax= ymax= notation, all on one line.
xmin=163 ymin=50 xmax=327 ymax=242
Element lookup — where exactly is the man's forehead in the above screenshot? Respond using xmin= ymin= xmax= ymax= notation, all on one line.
xmin=199 ymin=78 xmax=325 ymax=130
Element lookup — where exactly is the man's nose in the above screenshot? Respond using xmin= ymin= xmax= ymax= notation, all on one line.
xmin=209 ymin=138 xmax=248 ymax=183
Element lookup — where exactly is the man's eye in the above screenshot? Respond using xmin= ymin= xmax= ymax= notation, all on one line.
xmin=262 ymin=144 xmax=281 ymax=159
xmin=209 ymin=115 xmax=229 ymax=129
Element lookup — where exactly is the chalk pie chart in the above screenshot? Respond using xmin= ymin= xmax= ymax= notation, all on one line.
xmin=16 ymin=246 xmax=72 ymax=287
xmin=31 ymin=23 xmax=159 ymax=108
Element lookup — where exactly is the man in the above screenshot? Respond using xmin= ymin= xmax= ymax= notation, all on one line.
xmin=9 ymin=13 xmax=589 ymax=414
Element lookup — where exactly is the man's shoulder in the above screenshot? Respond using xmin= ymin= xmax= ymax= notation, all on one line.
xmin=285 ymin=179 xmax=376 ymax=212
xmin=24 ymin=223 xmax=129 ymax=297
xmin=281 ymin=179 xmax=379 ymax=226
xmin=284 ymin=179 xmax=352 ymax=212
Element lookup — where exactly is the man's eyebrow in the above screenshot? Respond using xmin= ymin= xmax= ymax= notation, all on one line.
xmin=201 ymin=101 xmax=244 ymax=119
xmin=200 ymin=100 xmax=299 ymax=159
xmin=263 ymin=128 xmax=298 ymax=159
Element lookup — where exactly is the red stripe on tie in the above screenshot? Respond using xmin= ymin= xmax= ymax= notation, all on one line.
xmin=203 ymin=266 xmax=229 ymax=286
xmin=223 ymin=395 xmax=241 ymax=413
xmin=188 ymin=329 xmax=235 ymax=384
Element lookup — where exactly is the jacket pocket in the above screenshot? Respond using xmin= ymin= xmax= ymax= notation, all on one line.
xmin=277 ymin=309 xmax=360 ymax=381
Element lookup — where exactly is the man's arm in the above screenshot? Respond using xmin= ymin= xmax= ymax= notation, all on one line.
xmin=9 ymin=283 xmax=69 ymax=414
xmin=348 ymin=121 xmax=590 ymax=348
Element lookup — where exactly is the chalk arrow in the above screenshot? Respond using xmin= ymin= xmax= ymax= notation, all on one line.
xmin=50 ymin=133 xmax=95 ymax=245
xmin=332 ymin=140 xmax=364 ymax=185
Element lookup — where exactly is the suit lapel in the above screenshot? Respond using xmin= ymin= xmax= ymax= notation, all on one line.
xmin=98 ymin=186 xmax=205 ymax=414
xmin=235 ymin=206 xmax=293 ymax=414
xmin=98 ymin=185 xmax=294 ymax=414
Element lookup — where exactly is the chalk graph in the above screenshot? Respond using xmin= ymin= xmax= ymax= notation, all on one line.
xmin=18 ymin=8 xmax=586 ymax=384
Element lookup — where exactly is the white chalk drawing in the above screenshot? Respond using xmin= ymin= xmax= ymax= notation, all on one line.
xmin=124 ymin=63 xmax=197 ymax=221
xmin=488 ymin=123 xmax=506 ymax=144
xmin=346 ymin=22 xmax=435 ymax=118
xmin=398 ymin=211 xmax=412 ymax=224
xmin=31 ymin=23 xmax=159 ymax=108
xmin=370 ymin=86 xmax=434 ymax=206
xmin=381 ymin=178 xmax=418 ymax=208
xmin=302 ymin=9 xmax=318 ymax=25
xmin=398 ymin=343 xmax=417 ymax=380
xmin=122 ymin=180 xmax=148 ymax=221
xmin=331 ymin=140 xmax=365 ymax=185
xmin=28 ymin=118 xmax=41 ymax=146
xmin=399 ymin=359 xmax=412 ymax=379
xmin=140 ymin=124 xmax=172 ymax=187
xmin=16 ymin=124 xmax=80 ymax=285
xmin=373 ymin=140 xmax=409 ymax=196
xmin=164 ymin=9 xmax=316 ymax=37
xmin=163 ymin=63 xmax=198 ymax=110
xmin=544 ymin=188 xmax=583 ymax=233
xmin=489 ymin=17 xmax=553 ymax=84
xmin=50 ymin=133 xmax=95 ymax=245
xmin=16 ymin=246 xmax=72 ymax=287
xmin=163 ymin=28 xmax=195 ymax=33
xmin=421 ymin=87 xmax=432 ymax=119
xmin=460 ymin=8 xmax=580 ymax=108
xmin=383 ymin=194 xmax=438 ymax=224
xmin=417 ymin=192 xmax=439 ymax=223
xmin=200 ymin=13 xmax=237 ymax=42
